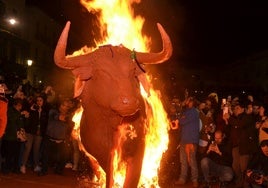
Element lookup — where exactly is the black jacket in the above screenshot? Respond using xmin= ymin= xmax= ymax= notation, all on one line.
xmin=228 ymin=112 xmax=258 ymax=155
xmin=205 ymin=139 xmax=233 ymax=167
xmin=25 ymin=106 xmax=49 ymax=136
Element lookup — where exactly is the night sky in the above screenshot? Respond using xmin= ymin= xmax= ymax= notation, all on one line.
xmin=27 ymin=0 xmax=268 ymax=69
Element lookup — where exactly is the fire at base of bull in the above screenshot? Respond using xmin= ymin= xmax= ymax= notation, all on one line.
xmin=72 ymin=125 xmax=181 ymax=188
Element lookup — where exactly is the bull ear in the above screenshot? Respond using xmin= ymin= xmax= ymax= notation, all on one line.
xmin=74 ymin=77 xmax=85 ymax=98
xmin=136 ymin=23 xmax=172 ymax=64
xmin=54 ymin=21 xmax=96 ymax=69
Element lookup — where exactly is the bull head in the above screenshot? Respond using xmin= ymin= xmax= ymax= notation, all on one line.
xmin=54 ymin=21 xmax=172 ymax=116
xmin=54 ymin=21 xmax=173 ymax=69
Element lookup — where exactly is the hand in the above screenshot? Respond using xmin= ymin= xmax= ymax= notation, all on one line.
xmin=170 ymin=119 xmax=179 ymax=130
xmin=207 ymin=143 xmax=221 ymax=155
xmin=222 ymin=113 xmax=230 ymax=124
xmin=213 ymin=144 xmax=222 ymax=155
xmin=59 ymin=114 xmax=67 ymax=121
xmin=207 ymin=143 xmax=215 ymax=153
xmin=246 ymin=170 xmax=253 ymax=178
xmin=21 ymin=110 xmax=29 ymax=118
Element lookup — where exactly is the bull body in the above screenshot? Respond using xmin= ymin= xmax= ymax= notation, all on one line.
xmin=54 ymin=21 xmax=172 ymax=188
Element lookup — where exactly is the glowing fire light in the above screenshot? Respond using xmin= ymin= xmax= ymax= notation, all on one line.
xmin=80 ymin=0 xmax=151 ymax=51
xmin=139 ymin=75 xmax=169 ymax=187
xmin=70 ymin=0 xmax=171 ymax=187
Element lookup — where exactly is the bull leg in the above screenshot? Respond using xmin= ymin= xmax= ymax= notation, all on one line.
xmin=123 ymin=140 xmax=145 ymax=188
xmin=106 ymin=150 xmax=115 ymax=188
xmin=105 ymin=128 xmax=123 ymax=188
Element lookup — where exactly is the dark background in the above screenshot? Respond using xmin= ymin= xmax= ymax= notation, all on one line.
xmin=27 ymin=0 xmax=268 ymax=70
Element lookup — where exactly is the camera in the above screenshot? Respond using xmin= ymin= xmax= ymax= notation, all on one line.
xmin=249 ymin=170 xmax=263 ymax=182
xmin=33 ymin=104 xmax=39 ymax=110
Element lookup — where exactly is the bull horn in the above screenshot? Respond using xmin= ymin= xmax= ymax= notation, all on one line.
xmin=54 ymin=21 xmax=94 ymax=69
xmin=136 ymin=23 xmax=173 ymax=64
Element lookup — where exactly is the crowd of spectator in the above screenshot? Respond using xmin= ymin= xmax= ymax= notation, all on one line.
xmin=1 ymin=79 xmax=268 ymax=188
xmin=168 ymin=92 xmax=268 ymax=188
xmin=0 ymin=82 xmax=82 ymax=177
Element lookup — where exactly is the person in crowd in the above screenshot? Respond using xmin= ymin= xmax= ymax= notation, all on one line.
xmin=252 ymin=101 xmax=261 ymax=116
xmin=43 ymin=86 xmax=56 ymax=108
xmin=175 ymin=97 xmax=200 ymax=188
xmin=257 ymin=117 xmax=268 ymax=148
xmin=38 ymin=98 xmax=74 ymax=176
xmin=200 ymin=130 xmax=233 ymax=187
xmin=13 ymin=87 xmax=30 ymax=111
xmin=0 ymin=87 xmax=8 ymax=170
xmin=215 ymin=97 xmax=232 ymax=139
xmin=223 ymin=100 xmax=259 ymax=188
xmin=245 ymin=134 xmax=268 ymax=188
xmin=255 ymin=103 xmax=267 ymax=135
xmin=245 ymin=101 xmax=253 ymax=115
xmin=168 ymin=96 xmax=181 ymax=148
xmin=205 ymin=94 xmax=219 ymax=123
xmin=0 ymin=87 xmax=8 ymax=137
xmin=64 ymin=99 xmax=81 ymax=171
xmin=1 ymin=98 xmax=29 ymax=174
xmin=197 ymin=100 xmax=215 ymax=156
xmin=20 ymin=95 xmax=49 ymax=174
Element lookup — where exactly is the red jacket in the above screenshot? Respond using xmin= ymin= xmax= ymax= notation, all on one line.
xmin=0 ymin=97 xmax=8 ymax=137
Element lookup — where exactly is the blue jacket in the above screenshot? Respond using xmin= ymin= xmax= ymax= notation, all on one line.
xmin=179 ymin=107 xmax=200 ymax=144
xmin=46 ymin=109 xmax=73 ymax=140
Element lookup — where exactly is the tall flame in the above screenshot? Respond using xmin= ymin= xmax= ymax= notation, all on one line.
xmin=71 ymin=0 xmax=170 ymax=187
xmin=80 ymin=0 xmax=151 ymax=50
xmin=139 ymin=75 xmax=169 ymax=187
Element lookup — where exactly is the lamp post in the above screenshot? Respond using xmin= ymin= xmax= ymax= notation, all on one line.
xmin=27 ymin=59 xmax=33 ymax=83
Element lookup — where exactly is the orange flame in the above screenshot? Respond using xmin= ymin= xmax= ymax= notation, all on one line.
xmin=139 ymin=75 xmax=169 ymax=187
xmin=80 ymin=0 xmax=151 ymax=50
xmin=70 ymin=0 xmax=170 ymax=187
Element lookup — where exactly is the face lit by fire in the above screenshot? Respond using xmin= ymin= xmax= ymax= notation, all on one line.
xmin=214 ymin=131 xmax=224 ymax=145
xmin=261 ymin=141 xmax=268 ymax=157
xmin=36 ymin=96 xmax=44 ymax=107
xmin=233 ymin=105 xmax=244 ymax=116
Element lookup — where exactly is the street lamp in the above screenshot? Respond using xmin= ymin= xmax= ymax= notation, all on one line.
xmin=27 ymin=59 xmax=33 ymax=83
xmin=27 ymin=59 xmax=33 ymax=66
xmin=8 ymin=18 xmax=17 ymax=25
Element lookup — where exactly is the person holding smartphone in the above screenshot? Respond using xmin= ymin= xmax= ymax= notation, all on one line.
xmin=200 ymin=130 xmax=234 ymax=187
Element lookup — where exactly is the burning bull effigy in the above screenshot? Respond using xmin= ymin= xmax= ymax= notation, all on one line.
xmin=54 ymin=0 xmax=174 ymax=187
xmin=54 ymin=21 xmax=172 ymax=188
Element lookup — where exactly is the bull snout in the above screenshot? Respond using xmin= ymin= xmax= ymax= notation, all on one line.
xmin=111 ymin=96 xmax=140 ymax=116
